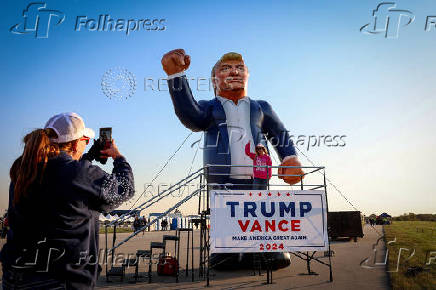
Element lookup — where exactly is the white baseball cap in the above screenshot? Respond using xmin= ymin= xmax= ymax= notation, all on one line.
xmin=44 ymin=112 xmax=95 ymax=143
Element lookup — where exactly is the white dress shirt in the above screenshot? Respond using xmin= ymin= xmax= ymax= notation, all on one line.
xmin=216 ymin=95 xmax=254 ymax=179
xmin=167 ymin=71 xmax=297 ymax=177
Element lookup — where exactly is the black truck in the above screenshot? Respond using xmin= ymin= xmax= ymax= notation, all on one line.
xmin=328 ymin=211 xmax=364 ymax=242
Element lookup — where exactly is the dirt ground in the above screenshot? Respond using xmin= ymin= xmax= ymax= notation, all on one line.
xmin=95 ymin=224 xmax=389 ymax=289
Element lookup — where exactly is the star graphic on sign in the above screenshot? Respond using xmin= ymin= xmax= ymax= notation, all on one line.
xmin=249 ymin=192 xmax=252 ymax=196
xmin=286 ymin=193 xmax=290 ymax=196
xmin=277 ymin=193 xmax=281 ymax=196
xmin=268 ymin=192 xmax=272 ymax=196
xmin=258 ymin=192 xmax=262 ymax=196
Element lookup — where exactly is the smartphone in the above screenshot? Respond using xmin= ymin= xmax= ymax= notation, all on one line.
xmin=94 ymin=128 xmax=112 ymax=164
xmin=99 ymin=128 xmax=112 ymax=164
xmin=99 ymin=127 xmax=112 ymax=144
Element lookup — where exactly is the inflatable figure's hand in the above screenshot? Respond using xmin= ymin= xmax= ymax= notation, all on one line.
xmin=161 ymin=49 xmax=191 ymax=75
xmin=278 ymin=156 xmax=304 ymax=185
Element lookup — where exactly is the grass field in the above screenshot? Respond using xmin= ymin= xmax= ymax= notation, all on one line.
xmin=384 ymin=221 xmax=436 ymax=289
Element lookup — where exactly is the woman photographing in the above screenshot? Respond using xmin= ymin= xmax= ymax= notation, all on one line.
xmin=1 ymin=112 xmax=135 ymax=289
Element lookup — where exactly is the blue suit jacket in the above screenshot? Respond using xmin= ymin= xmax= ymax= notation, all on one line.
xmin=168 ymin=76 xmax=296 ymax=183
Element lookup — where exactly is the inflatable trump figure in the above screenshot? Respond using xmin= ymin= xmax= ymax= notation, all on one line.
xmin=161 ymin=49 xmax=304 ymax=269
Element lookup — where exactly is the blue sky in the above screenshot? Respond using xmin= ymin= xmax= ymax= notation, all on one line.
xmin=1 ymin=0 xmax=435 ymax=216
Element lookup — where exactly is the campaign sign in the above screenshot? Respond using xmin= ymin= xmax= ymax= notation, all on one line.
xmin=210 ymin=190 xmax=328 ymax=253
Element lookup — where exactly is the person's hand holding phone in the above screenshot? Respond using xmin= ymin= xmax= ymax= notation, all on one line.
xmin=100 ymin=140 xmax=122 ymax=160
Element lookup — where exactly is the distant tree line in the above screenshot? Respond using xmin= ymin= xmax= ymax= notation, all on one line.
xmin=392 ymin=213 xmax=436 ymax=221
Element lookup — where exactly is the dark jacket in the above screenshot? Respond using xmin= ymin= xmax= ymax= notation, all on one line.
xmin=133 ymin=218 xmax=141 ymax=230
xmin=0 ymin=151 xmax=135 ymax=289
xmin=168 ymin=76 xmax=296 ymax=183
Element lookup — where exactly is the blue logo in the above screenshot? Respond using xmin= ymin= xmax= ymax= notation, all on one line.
xmin=360 ymin=2 xmax=414 ymax=38
xmin=10 ymin=2 xmax=65 ymax=39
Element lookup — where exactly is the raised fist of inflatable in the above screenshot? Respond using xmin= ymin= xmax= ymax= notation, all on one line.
xmin=161 ymin=49 xmax=191 ymax=76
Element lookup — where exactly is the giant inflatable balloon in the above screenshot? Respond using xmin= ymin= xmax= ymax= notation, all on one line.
xmin=162 ymin=49 xmax=305 ymax=269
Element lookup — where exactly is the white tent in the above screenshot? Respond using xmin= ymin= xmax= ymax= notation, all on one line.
xmin=99 ymin=213 xmax=107 ymax=222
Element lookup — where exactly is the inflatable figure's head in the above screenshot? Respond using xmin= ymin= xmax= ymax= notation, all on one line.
xmin=211 ymin=52 xmax=249 ymax=103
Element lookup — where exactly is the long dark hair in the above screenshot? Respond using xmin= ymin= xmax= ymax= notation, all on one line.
xmin=10 ymin=128 xmax=76 ymax=206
